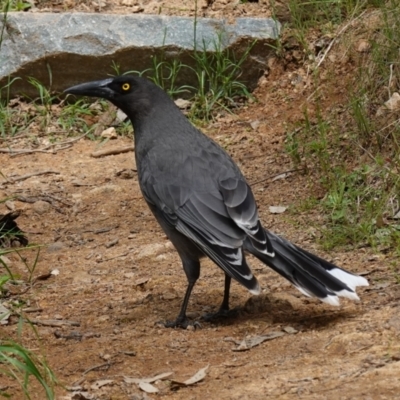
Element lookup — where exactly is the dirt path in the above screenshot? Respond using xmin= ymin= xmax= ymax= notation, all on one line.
xmin=1 ymin=98 xmax=398 ymax=398
xmin=1 ymin=2 xmax=400 ymax=399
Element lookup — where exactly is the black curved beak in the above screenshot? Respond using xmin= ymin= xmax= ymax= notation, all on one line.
xmin=64 ymin=78 xmax=114 ymax=99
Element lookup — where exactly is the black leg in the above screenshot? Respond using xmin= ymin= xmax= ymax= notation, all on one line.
xmin=219 ymin=274 xmax=231 ymax=312
xmin=163 ymin=258 xmax=201 ymax=329
xmin=164 ymin=281 xmax=195 ymax=328
xmin=202 ymin=273 xmax=239 ymax=322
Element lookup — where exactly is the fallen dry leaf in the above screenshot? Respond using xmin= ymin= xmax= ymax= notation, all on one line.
xmin=0 ymin=303 xmax=11 ymax=325
xmin=139 ymin=381 xmax=159 ymax=393
xmin=269 ymin=206 xmax=287 ymax=214
xmin=123 ymin=371 xmax=173 ymax=385
xmin=71 ymin=392 xmax=95 ymax=400
xmin=283 ymin=326 xmax=298 ymax=334
xmin=90 ymin=379 xmax=113 ymax=390
xmin=233 ymin=332 xmax=285 ymax=351
xmin=170 ymin=365 xmax=209 ymax=390
xmin=272 ymin=172 xmax=289 ymax=181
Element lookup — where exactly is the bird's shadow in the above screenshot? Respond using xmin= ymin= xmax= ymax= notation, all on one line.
xmin=204 ymin=293 xmax=361 ymax=332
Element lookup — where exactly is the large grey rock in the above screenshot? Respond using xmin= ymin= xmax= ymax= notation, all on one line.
xmin=0 ymin=12 xmax=280 ymax=98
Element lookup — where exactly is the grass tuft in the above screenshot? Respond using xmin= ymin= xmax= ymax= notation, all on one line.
xmin=284 ymin=0 xmax=400 ymax=252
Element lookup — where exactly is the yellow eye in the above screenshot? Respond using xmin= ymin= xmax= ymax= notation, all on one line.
xmin=122 ymin=83 xmax=130 ymax=91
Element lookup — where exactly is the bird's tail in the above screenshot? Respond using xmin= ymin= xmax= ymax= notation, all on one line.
xmin=244 ymin=230 xmax=368 ymax=305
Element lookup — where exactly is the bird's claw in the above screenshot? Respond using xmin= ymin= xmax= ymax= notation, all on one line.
xmin=158 ymin=317 xmax=202 ymax=330
xmin=201 ymin=306 xmax=240 ymax=322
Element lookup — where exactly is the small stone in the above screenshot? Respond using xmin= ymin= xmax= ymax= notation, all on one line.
xmin=0 ymin=255 xmax=12 ymax=265
xmin=388 ymin=316 xmax=400 ymax=332
xmin=32 ymin=200 xmax=51 ymax=215
xmin=92 ymin=0 xmax=106 ymax=8
xmin=250 ymin=120 xmax=260 ymax=131
xmin=356 ymin=39 xmax=371 ymax=53
xmin=269 ymin=206 xmax=287 ymax=214
xmin=5 ymin=201 xmax=15 ymax=211
xmin=101 ymin=127 xmax=117 ymax=139
xmin=116 ymin=109 xmax=127 ymax=122
xmin=384 ymin=92 xmax=400 ymax=111
xmin=105 ymin=238 xmax=118 ymax=248
xmin=116 ymin=169 xmax=135 ymax=179
xmin=199 ymin=0 xmax=209 ymax=8
xmin=131 ymin=5 xmax=144 ymax=13
xmin=136 ymin=243 xmax=165 ymax=259
xmin=175 ymin=98 xmax=191 ymax=109
xmin=121 ymin=0 xmax=135 ymax=5
xmin=283 ymin=326 xmax=298 ymax=334
xmin=162 ymin=290 xmax=177 ymax=300
xmin=47 ymin=242 xmax=66 ymax=253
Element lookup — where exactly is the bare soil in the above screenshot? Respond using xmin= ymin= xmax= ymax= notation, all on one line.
xmin=1 ymin=2 xmax=400 ymax=399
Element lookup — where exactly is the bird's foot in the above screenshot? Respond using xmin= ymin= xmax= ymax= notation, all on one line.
xmin=201 ymin=306 xmax=240 ymax=322
xmin=160 ymin=316 xmax=202 ymax=330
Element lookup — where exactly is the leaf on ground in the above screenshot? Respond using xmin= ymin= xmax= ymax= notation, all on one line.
xmin=123 ymin=371 xmax=173 ymax=384
xmin=139 ymin=381 xmax=159 ymax=393
xmin=283 ymin=326 xmax=298 ymax=334
xmin=232 ymin=332 xmax=285 ymax=351
xmin=71 ymin=392 xmax=95 ymax=400
xmin=272 ymin=173 xmax=289 ymax=182
xmin=170 ymin=365 xmax=209 ymax=390
xmin=33 ymin=271 xmax=55 ymax=282
xmin=384 ymin=92 xmax=400 ymax=111
xmin=175 ymin=98 xmax=191 ymax=109
xmin=0 ymin=303 xmax=11 ymax=325
xmin=269 ymin=206 xmax=287 ymax=214
xmin=90 ymin=379 xmax=113 ymax=390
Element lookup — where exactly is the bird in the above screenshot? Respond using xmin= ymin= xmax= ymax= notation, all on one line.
xmin=64 ymin=75 xmax=368 ymax=328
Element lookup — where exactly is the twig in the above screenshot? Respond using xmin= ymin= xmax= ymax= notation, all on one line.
xmin=42 ymin=131 xmax=91 ymax=150
xmin=250 ymin=168 xmax=305 ymax=186
xmin=83 ymin=362 xmax=112 ymax=375
xmin=315 ymin=9 xmax=368 ymax=69
xmin=22 ymin=307 xmax=43 ymax=313
xmin=388 ymin=63 xmax=394 ymax=99
xmin=1 ymin=131 xmax=91 ymax=157
xmin=97 ymin=249 xmax=135 ymax=263
xmin=91 ymin=145 xmax=134 ymax=158
xmin=54 ymin=331 xmax=101 ymax=341
xmin=0 ymin=148 xmax=55 ymax=155
xmin=4 ymin=170 xmax=60 ymax=183
xmin=15 ymin=194 xmax=73 ymax=207
xmin=27 ymin=318 xmax=80 ymax=327
xmin=83 ymin=224 xmax=119 ymax=234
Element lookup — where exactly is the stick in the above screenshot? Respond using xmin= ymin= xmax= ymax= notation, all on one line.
xmin=91 ymin=145 xmax=134 ymax=158
xmin=315 ymin=10 xmax=368 ymax=69
xmin=4 ymin=170 xmax=60 ymax=183
xmin=83 ymin=362 xmax=112 ymax=375
xmin=250 ymin=168 xmax=305 ymax=186
xmin=42 ymin=131 xmax=91 ymax=150
xmin=28 ymin=318 xmax=80 ymax=327
xmin=0 ymin=148 xmax=55 ymax=155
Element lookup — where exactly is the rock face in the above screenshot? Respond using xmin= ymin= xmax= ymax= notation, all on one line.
xmin=0 ymin=13 xmax=280 ymax=98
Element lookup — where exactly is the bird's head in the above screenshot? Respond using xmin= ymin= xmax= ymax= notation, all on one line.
xmin=64 ymin=75 xmax=163 ymax=120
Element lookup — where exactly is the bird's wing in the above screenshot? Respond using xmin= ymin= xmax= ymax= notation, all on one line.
xmin=174 ymin=191 xmax=260 ymax=293
xmin=219 ymin=177 xmax=274 ymax=256
xmin=139 ymin=155 xmax=259 ymax=291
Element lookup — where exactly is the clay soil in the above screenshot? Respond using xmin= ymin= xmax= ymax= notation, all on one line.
xmin=1 ymin=1 xmax=400 ymax=399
